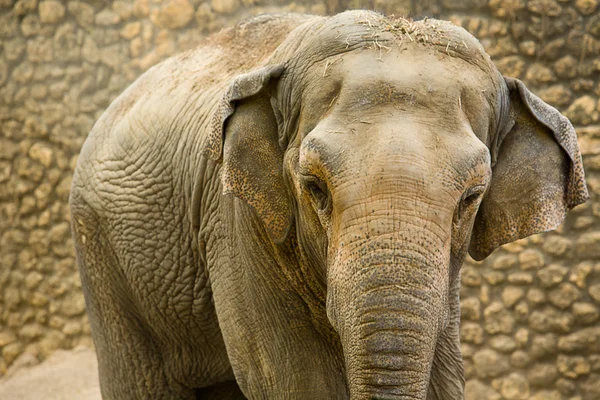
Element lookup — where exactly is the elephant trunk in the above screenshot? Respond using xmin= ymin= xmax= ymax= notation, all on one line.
xmin=328 ymin=231 xmax=450 ymax=400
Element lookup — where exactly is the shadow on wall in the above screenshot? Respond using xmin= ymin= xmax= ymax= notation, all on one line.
xmin=0 ymin=0 xmax=600 ymax=399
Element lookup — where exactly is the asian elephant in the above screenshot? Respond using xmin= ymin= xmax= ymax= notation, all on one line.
xmin=70 ymin=10 xmax=588 ymax=400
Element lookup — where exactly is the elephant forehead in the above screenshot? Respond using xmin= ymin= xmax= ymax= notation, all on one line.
xmin=341 ymin=49 xmax=491 ymax=102
xmin=295 ymin=48 xmax=498 ymax=157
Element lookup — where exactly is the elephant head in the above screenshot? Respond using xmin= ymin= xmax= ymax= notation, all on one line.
xmin=207 ymin=11 xmax=588 ymax=400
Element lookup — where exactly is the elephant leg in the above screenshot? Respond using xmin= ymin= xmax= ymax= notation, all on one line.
xmin=71 ymin=206 xmax=195 ymax=400
xmin=195 ymin=381 xmax=246 ymax=399
xmin=206 ymin=233 xmax=347 ymax=397
xmin=211 ymin=290 xmax=347 ymax=400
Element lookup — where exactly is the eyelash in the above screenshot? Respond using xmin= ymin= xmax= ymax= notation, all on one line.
xmin=302 ymin=176 xmax=329 ymax=211
xmin=457 ymin=184 xmax=486 ymax=220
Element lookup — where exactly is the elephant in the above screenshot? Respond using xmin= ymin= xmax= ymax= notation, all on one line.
xmin=69 ymin=10 xmax=589 ymax=400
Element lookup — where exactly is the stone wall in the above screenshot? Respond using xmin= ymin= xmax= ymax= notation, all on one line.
xmin=0 ymin=0 xmax=599 ymax=398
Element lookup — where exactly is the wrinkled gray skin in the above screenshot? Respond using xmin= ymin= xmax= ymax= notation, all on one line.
xmin=70 ymin=11 xmax=588 ymax=400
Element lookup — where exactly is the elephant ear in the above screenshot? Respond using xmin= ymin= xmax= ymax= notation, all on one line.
xmin=205 ymin=64 xmax=292 ymax=243
xmin=469 ymin=77 xmax=588 ymax=261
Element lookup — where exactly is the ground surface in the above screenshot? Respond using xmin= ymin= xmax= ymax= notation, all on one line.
xmin=0 ymin=347 xmax=101 ymax=400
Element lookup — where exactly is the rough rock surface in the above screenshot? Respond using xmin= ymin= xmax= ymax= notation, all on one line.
xmin=1 ymin=0 xmax=600 ymax=398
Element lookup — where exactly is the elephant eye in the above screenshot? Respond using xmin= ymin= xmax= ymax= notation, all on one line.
xmin=303 ymin=176 xmax=330 ymax=212
xmin=458 ymin=185 xmax=486 ymax=219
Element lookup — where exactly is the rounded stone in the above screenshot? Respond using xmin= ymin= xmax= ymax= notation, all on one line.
xmin=528 ymin=0 xmax=562 ymax=15
xmin=492 ymin=254 xmax=518 ymax=270
xmin=211 ymin=0 xmax=240 ymax=14
xmin=38 ymin=330 xmax=66 ymax=358
xmin=462 ymin=266 xmax=481 ymax=287
xmin=581 ymin=374 xmax=600 ymax=398
xmin=484 ymin=302 xmax=515 ymax=334
xmin=67 ymin=1 xmax=94 ymax=26
xmin=2 ymin=342 xmax=24 ymax=364
xmin=542 ymin=235 xmax=573 ymax=257
xmin=565 ymin=96 xmax=598 ymax=125
xmin=529 ymin=390 xmax=562 ymax=400
xmin=507 ymin=272 xmax=533 ymax=285
xmin=575 ymin=0 xmax=598 ymax=15
xmin=514 ymin=301 xmax=529 ymax=322
xmin=24 ymin=271 xmax=43 ymax=289
xmin=558 ymin=355 xmax=591 ymax=378
xmin=554 ymin=55 xmax=578 ymax=78
xmin=591 ymin=355 xmax=600 ymax=371
xmin=588 ymin=13 xmax=600 ymax=37
xmin=502 ymin=286 xmax=525 ymax=308
xmin=537 ymin=264 xmax=568 ymax=288
xmin=62 ymin=321 xmax=82 ymax=336
xmin=460 ymin=297 xmax=481 ymax=321
xmin=121 ymin=21 xmax=141 ymax=39
xmin=48 ymin=316 xmax=66 ymax=330
xmin=589 ymin=283 xmax=600 ymax=303
xmin=107 ymin=0 xmax=129 ymax=18
xmin=548 ymin=283 xmax=581 ymax=309
xmin=537 ymin=84 xmax=573 ymax=107
xmin=570 ymin=262 xmax=593 ymax=289
xmin=29 ymin=292 xmax=48 ymax=307
xmin=530 ymin=333 xmax=557 ymax=359
xmin=19 ymin=323 xmax=44 ymax=340
xmin=12 ymin=62 xmax=34 ymax=84
xmin=514 ymin=328 xmax=529 ymax=347
xmin=530 ymin=307 xmax=574 ymax=333
xmin=494 ymin=55 xmax=526 ymax=78
xmin=4 ymin=287 xmax=21 ymax=310
xmin=28 ymin=142 xmax=53 ymax=167
xmin=0 ymin=331 xmax=17 ymax=347
xmin=48 ymin=222 xmax=70 ymax=243
xmin=30 ymin=84 xmax=47 ymax=100
xmin=518 ymin=40 xmax=536 ymax=56
xmin=556 ymin=378 xmax=576 ymax=395
xmin=519 ymin=249 xmax=544 ymax=270
xmin=132 ymin=0 xmax=149 ymax=17
xmin=490 ymin=335 xmax=517 ymax=353
xmin=95 ymin=8 xmax=120 ymax=26
xmin=527 ymin=288 xmax=546 ymax=305
xmin=151 ymin=0 xmax=194 ymax=29
xmin=473 ymin=349 xmax=510 ymax=378
xmin=14 ymin=0 xmax=37 ymax=16
xmin=510 ymin=350 xmax=530 ymax=368
xmin=574 ymin=216 xmax=594 ymax=230
xmin=576 ymin=232 xmax=600 ymax=259
xmin=525 ymin=63 xmax=556 ymax=85
xmin=573 ymin=302 xmax=599 ymax=324
xmin=484 ymin=271 xmax=505 ymax=285
xmin=500 ymin=372 xmax=530 ymax=399
xmin=60 ymin=293 xmax=86 ymax=317
xmin=528 ymin=363 xmax=559 ymax=387
xmin=557 ymin=327 xmax=600 ymax=353
xmin=465 ymin=380 xmax=501 ymax=400
xmin=0 ymin=160 xmax=11 ymax=182
xmin=460 ymin=322 xmax=484 ymax=344
xmin=39 ymin=0 xmax=65 ymax=24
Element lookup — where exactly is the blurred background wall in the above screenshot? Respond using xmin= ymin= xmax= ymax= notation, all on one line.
xmin=0 ymin=0 xmax=599 ymax=398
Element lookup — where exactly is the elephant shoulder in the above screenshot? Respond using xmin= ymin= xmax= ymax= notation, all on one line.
xmin=72 ymin=13 xmax=317 ymax=209
xmin=89 ymin=14 xmax=316 ymax=154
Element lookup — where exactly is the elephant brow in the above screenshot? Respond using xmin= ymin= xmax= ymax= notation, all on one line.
xmin=348 ymin=82 xmax=418 ymax=111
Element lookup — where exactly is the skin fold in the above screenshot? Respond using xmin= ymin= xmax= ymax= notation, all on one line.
xmin=70 ymin=11 xmax=588 ymax=400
